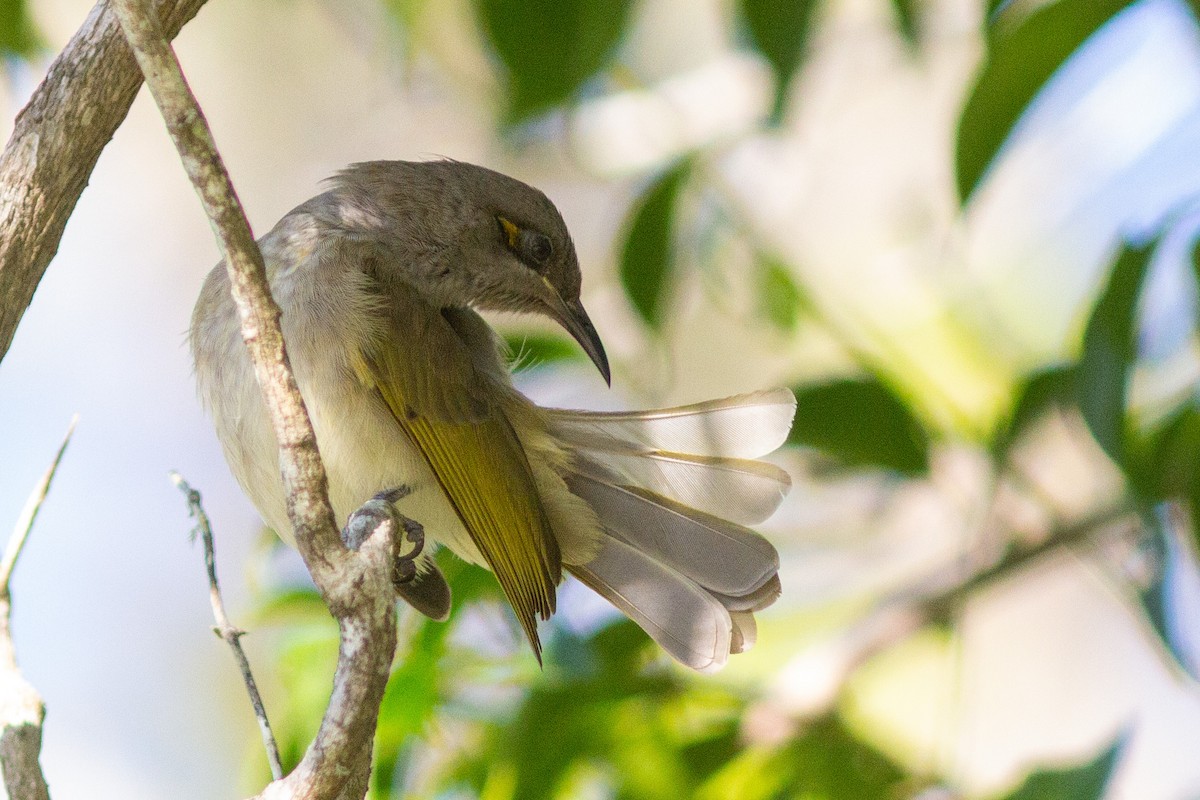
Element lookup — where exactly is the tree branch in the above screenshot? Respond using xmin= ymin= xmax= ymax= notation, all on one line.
xmin=0 ymin=0 xmax=211 ymax=366
xmin=170 ymin=471 xmax=283 ymax=781
xmin=0 ymin=416 xmax=78 ymax=800
xmin=110 ymin=2 xmax=397 ymax=798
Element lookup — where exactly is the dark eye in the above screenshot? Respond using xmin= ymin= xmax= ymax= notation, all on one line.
xmin=520 ymin=231 xmax=553 ymax=265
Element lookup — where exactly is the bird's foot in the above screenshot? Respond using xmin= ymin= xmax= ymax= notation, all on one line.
xmin=342 ymin=485 xmax=423 ymax=570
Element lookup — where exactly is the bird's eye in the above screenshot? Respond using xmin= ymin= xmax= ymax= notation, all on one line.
xmin=520 ymin=231 xmax=553 ymax=265
xmin=497 ymin=216 xmax=553 ymax=268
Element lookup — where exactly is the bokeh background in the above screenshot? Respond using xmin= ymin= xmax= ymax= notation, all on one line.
xmin=3 ymin=0 xmax=1200 ymax=797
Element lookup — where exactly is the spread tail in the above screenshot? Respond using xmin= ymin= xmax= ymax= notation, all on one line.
xmin=548 ymin=389 xmax=795 ymax=672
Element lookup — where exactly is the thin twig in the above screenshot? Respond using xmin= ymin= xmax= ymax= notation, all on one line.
xmin=170 ymin=471 xmax=283 ymax=780
xmin=111 ymin=3 xmax=398 ymax=798
xmin=0 ymin=416 xmax=78 ymax=800
xmin=0 ymin=415 xmax=77 ymax=597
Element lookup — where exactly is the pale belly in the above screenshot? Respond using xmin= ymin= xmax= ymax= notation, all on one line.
xmin=216 ymin=365 xmax=485 ymax=567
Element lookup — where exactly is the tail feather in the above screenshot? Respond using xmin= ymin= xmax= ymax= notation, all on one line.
xmin=551 ymin=390 xmax=793 ymax=672
xmin=729 ymin=611 xmax=757 ymax=654
xmin=572 ymin=449 xmax=790 ymax=525
xmin=547 ymin=388 xmax=796 ymax=460
xmin=566 ymin=474 xmax=777 ymax=597
xmin=711 ymin=574 xmax=781 ymax=613
xmin=569 ymin=536 xmax=732 ymax=673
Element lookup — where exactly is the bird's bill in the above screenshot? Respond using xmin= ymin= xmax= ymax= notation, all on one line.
xmin=545 ymin=292 xmax=611 ymax=386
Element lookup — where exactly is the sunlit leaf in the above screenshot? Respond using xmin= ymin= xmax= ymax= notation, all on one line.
xmin=1078 ymin=238 xmax=1157 ymax=466
xmin=758 ymin=257 xmax=807 ymax=333
xmin=956 ymin=0 xmax=1137 ymax=203
xmin=998 ymin=737 xmax=1124 ymax=800
xmin=475 ymin=0 xmax=633 ymax=124
xmin=991 ymin=364 xmax=1078 ymax=457
xmin=619 ymin=159 xmax=692 ymax=329
xmin=697 ymin=715 xmax=907 ymax=800
xmin=739 ymin=0 xmax=821 ymax=121
xmin=890 ymin=0 xmax=919 ymax=47
xmin=0 ymin=0 xmax=41 ymax=59
xmin=789 ymin=378 xmax=930 ymax=474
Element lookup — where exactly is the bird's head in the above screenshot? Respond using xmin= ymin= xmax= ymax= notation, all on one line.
xmin=331 ymin=160 xmax=610 ymax=385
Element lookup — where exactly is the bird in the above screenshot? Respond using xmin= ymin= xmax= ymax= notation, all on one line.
xmin=190 ymin=159 xmax=795 ymax=672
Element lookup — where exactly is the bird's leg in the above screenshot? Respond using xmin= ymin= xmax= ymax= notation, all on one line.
xmin=343 ymin=484 xmax=422 ymax=573
xmin=342 ymin=487 xmax=425 ymax=585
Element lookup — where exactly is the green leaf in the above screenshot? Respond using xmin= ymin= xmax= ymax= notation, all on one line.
xmin=789 ymin=378 xmax=930 ymax=474
xmin=475 ymin=0 xmax=634 ymax=124
xmin=998 ymin=738 xmax=1124 ymax=800
xmin=1078 ymin=238 xmax=1157 ymax=466
xmin=739 ymin=0 xmax=821 ymax=121
xmin=697 ymin=715 xmax=906 ymax=800
xmin=991 ymin=364 xmax=1078 ymax=457
xmin=0 ymin=0 xmax=40 ymax=59
xmin=619 ymin=159 xmax=692 ymax=329
xmin=758 ymin=257 xmax=807 ymax=333
xmin=505 ymin=331 xmax=584 ymax=369
xmin=986 ymin=0 xmax=1010 ymax=19
xmin=955 ymin=0 xmax=1137 ymax=203
xmin=890 ymin=0 xmax=920 ymax=47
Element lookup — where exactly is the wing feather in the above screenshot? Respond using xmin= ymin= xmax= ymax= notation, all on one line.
xmin=365 ymin=293 xmax=560 ymax=658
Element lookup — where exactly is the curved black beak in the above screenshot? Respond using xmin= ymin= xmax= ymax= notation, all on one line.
xmin=547 ymin=294 xmax=611 ymax=386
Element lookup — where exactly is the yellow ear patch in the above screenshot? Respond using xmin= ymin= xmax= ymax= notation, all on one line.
xmin=498 ymin=216 xmax=521 ymax=250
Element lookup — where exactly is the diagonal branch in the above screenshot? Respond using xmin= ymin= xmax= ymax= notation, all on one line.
xmin=0 ymin=416 xmax=79 ymax=800
xmin=0 ymin=0 xmax=212 ymax=367
xmin=110 ymin=2 xmax=398 ymax=798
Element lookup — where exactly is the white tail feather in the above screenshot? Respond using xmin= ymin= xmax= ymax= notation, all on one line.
xmin=547 ymin=388 xmax=797 ymax=460
xmin=569 ymin=536 xmax=732 ymax=673
xmin=573 ymin=450 xmax=790 ymax=525
xmin=711 ymin=574 xmax=781 ymax=612
xmin=729 ymin=611 xmax=757 ymax=654
xmin=550 ymin=389 xmax=792 ymax=671
xmin=567 ymin=475 xmax=778 ymax=597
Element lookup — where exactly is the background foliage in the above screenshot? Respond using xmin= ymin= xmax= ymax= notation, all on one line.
xmin=262 ymin=0 xmax=1200 ymax=797
xmin=9 ymin=0 xmax=1200 ymax=797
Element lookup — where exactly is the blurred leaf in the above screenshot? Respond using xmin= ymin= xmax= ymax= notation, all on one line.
xmin=0 ymin=0 xmax=40 ymax=59
xmin=475 ymin=0 xmax=633 ymax=124
xmin=757 ymin=257 xmax=807 ymax=333
xmin=739 ymin=0 xmax=821 ymax=121
xmin=1129 ymin=404 xmax=1200 ymax=504
xmin=991 ymin=364 xmax=1078 ymax=457
xmin=789 ymin=378 xmax=930 ymax=474
xmin=251 ymin=586 xmax=329 ymax=626
xmin=890 ymin=0 xmax=919 ymax=47
xmin=371 ymin=617 xmax=453 ymax=796
xmin=1078 ymin=238 xmax=1157 ymax=466
xmin=956 ymin=0 xmax=1137 ymax=203
xmin=986 ymin=0 xmax=1010 ymax=18
xmin=505 ymin=331 xmax=584 ymax=369
xmin=1130 ymin=508 xmax=1200 ymax=681
xmin=697 ymin=715 xmax=907 ymax=800
xmin=619 ymin=159 xmax=692 ymax=329
xmin=997 ymin=737 xmax=1124 ymax=800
